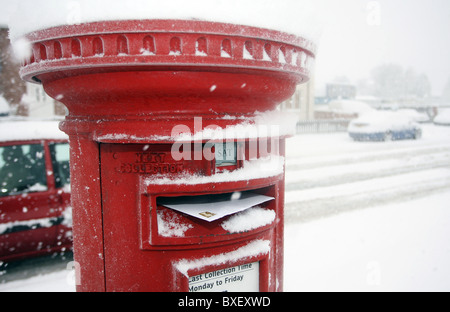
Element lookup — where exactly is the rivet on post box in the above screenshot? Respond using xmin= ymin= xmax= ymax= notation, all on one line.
xmin=19 ymin=20 xmax=315 ymax=292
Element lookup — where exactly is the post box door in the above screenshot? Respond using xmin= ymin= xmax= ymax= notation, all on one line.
xmin=98 ymin=142 xmax=283 ymax=291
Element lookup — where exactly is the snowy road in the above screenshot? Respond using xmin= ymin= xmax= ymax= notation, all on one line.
xmin=285 ymin=124 xmax=450 ymax=222
xmin=1 ymin=124 xmax=450 ymax=291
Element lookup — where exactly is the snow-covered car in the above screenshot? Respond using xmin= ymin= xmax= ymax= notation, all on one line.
xmin=0 ymin=120 xmax=72 ymax=262
xmin=433 ymin=109 xmax=450 ymax=126
xmin=348 ymin=111 xmax=422 ymax=141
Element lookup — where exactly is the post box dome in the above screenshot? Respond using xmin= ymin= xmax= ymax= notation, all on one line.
xmin=18 ymin=19 xmax=315 ymax=140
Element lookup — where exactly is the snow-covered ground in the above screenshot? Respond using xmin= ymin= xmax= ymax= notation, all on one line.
xmin=285 ymin=190 xmax=450 ymax=292
xmin=1 ymin=124 xmax=450 ymax=292
xmin=285 ymin=124 xmax=450 ymax=292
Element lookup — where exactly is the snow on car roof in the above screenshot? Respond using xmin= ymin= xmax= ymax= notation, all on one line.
xmin=355 ymin=110 xmax=411 ymax=123
xmin=0 ymin=120 xmax=68 ymax=142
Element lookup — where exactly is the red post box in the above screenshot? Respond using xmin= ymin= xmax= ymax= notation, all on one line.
xmin=19 ymin=20 xmax=315 ymax=292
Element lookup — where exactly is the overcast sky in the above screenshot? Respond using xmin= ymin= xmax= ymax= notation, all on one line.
xmin=314 ymin=0 xmax=450 ymax=96
xmin=1 ymin=0 xmax=449 ymax=96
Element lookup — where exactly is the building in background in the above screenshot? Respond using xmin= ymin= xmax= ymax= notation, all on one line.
xmin=280 ymin=79 xmax=363 ymax=122
xmin=21 ymin=82 xmax=67 ymax=117
xmin=0 ymin=94 xmax=9 ymax=116
xmin=280 ymin=77 xmax=315 ymax=121
xmin=314 ymin=82 xmax=357 ymax=105
xmin=326 ymin=82 xmax=356 ymax=100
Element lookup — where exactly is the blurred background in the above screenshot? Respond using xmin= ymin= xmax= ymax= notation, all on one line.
xmin=1 ymin=0 xmax=450 ymax=292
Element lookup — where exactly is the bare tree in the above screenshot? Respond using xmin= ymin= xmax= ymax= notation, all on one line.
xmin=371 ymin=64 xmax=431 ymax=100
xmin=371 ymin=64 xmax=405 ymax=100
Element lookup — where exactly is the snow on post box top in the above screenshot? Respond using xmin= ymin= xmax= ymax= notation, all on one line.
xmin=10 ymin=0 xmax=319 ymax=142
xmin=9 ymin=0 xmax=321 ymax=76
xmin=8 ymin=0 xmax=322 ymax=44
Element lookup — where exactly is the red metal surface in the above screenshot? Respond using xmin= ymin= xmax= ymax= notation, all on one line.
xmin=20 ymin=19 xmax=315 ymax=141
xmin=19 ymin=19 xmax=314 ymax=292
xmin=99 ymin=141 xmax=285 ymax=291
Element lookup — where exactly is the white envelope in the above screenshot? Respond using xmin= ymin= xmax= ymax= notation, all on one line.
xmin=158 ymin=192 xmax=274 ymax=222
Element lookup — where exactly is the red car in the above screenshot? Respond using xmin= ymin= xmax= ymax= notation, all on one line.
xmin=0 ymin=120 xmax=72 ymax=262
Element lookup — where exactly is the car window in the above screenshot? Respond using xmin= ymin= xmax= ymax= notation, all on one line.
xmin=0 ymin=144 xmax=48 ymax=197
xmin=49 ymin=143 xmax=70 ymax=188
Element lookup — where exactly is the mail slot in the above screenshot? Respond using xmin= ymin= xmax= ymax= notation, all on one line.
xmin=97 ymin=140 xmax=285 ymax=291
xmin=18 ymin=20 xmax=315 ymax=292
